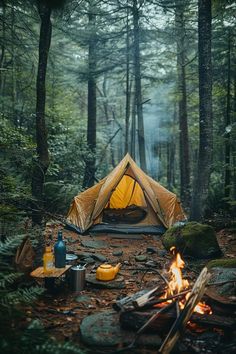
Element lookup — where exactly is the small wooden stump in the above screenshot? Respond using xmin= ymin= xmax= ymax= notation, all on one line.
xmin=30 ymin=265 xmax=71 ymax=278
xmin=30 ymin=265 xmax=72 ymax=291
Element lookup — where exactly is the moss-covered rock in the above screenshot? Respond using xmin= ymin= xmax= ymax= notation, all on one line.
xmin=207 ymin=258 xmax=236 ymax=269
xmin=162 ymin=222 xmax=221 ymax=259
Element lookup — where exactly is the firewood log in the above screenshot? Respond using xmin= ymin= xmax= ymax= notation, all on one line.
xmin=159 ymin=267 xmax=210 ymax=354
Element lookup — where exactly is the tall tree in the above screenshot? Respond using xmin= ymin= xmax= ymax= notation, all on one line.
xmin=224 ymin=30 xmax=231 ymax=202
xmin=132 ymin=0 xmax=146 ymax=170
xmin=233 ymin=60 xmax=236 ymax=201
xmin=83 ymin=0 xmax=97 ymax=188
xmin=175 ymin=1 xmax=190 ymax=207
xmin=0 ymin=1 xmax=6 ymax=113
xmin=190 ymin=0 xmax=212 ymax=220
xmin=32 ymin=0 xmax=65 ymax=223
xmin=125 ymin=7 xmax=131 ymax=154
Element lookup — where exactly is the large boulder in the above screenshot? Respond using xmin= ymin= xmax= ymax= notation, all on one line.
xmin=80 ymin=310 xmax=162 ymax=348
xmin=208 ymin=266 xmax=236 ymax=296
xmin=162 ymin=222 xmax=221 ymax=259
xmin=206 ymin=261 xmax=236 ymax=305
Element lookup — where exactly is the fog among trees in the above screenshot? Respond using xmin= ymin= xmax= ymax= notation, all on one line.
xmin=1 ymin=0 xmax=236 ymax=228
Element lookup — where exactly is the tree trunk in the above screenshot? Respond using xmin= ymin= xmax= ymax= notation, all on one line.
xmin=99 ymin=76 xmax=116 ymax=168
xmin=11 ymin=3 xmax=17 ymax=126
xmin=167 ymin=110 xmax=176 ymax=190
xmin=31 ymin=2 xmax=51 ymax=224
xmin=175 ymin=2 xmax=190 ymax=207
xmin=130 ymin=93 xmax=136 ymax=159
xmin=232 ymin=58 xmax=236 ymax=202
xmin=167 ymin=142 xmax=171 ymax=189
xmin=0 ymin=2 xmax=6 ymax=114
xmin=190 ymin=0 xmax=212 ymax=221
xmin=83 ymin=4 xmax=97 ymax=188
xmin=132 ymin=0 xmax=146 ymax=170
xmin=125 ymin=9 xmax=131 ymax=154
xmin=224 ymin=32 xmax=231 ymax=203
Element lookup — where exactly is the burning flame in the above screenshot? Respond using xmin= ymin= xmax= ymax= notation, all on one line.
xmin=168 ymin=247 xmax=189 ymax=295
xmin=164 ymin=247 xmax=212 ymax=315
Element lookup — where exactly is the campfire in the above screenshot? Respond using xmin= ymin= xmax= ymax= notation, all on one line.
xmin=159 ymin=247 xmax=212 ymax=316
xmin=116 ymin=249 xmax=227 ymax=353
xmin=115 ymin=248 xmax=235 ymax=353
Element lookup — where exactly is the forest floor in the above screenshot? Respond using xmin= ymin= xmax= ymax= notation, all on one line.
xmin=24 ymin=223 xmax=236 ymax=353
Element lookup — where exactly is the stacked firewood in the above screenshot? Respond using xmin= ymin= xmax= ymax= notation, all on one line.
xmin=114 ymin=268 xmax=235 ymax=354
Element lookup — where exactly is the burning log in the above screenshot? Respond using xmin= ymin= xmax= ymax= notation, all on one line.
xmin=119 ymin=302 xmax=176 ymax=352
xmin=120 ymin=303 xmax=235 ymax=332
xmin=132 ymin=286 xmax=164 ymax=308
xmin=135 ymin=290 xmax=189 ymax=310
xmin=159 ymin=267 xmax=210 ymax=354
xmin=113 ymin=287 xmax=164 ymax=312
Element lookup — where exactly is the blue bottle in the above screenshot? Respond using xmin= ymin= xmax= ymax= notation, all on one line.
xmin=54 ymin=230 xmax=66 ymax=268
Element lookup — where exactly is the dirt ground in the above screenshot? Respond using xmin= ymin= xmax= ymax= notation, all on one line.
xmin=26 ymin=223 xmax=236 ymax=353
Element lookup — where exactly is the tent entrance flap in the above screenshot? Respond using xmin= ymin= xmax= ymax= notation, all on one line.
xmin=105 ymin=174 xmax=146 ymax=209
xmin=103 ymin=174 xmax=148 ymax=224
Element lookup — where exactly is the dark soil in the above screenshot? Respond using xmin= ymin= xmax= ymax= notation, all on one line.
xmin=24 ymin=222 xmax=236 ymax=353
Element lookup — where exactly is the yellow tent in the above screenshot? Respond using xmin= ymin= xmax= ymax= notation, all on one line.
xmin=67 ymin=154 xmax=186 ymax=234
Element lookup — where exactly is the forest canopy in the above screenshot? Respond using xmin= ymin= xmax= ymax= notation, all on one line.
xmin=0 ymin=0 xmax=236 ymax=230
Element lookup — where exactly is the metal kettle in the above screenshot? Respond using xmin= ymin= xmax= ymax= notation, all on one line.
xmin=96 ymin=263 xmax=121 ymax=281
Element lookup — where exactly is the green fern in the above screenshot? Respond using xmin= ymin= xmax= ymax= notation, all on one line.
xmin=1 ymin=319 xmax=86 ymax=354
xmin=0 ymin=234 xmax=26 ymax=257
xmin=0 ymin=272 xmax=20 ymax=288
xmin=0 ymin=286 xmax=44 ymax=307
xmin=0 ymin=233 xmax=86 ymax=354
xmin=38 ymin=341 xmax=86 ymax=354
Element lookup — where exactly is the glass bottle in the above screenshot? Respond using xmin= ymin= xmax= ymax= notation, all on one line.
xmin=54 ymin=230 xmax=66 ymax=268
xmin=43 ymin=246 xmax=54 ymax=274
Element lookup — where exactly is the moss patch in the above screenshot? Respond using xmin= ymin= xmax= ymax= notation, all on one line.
xmin=162 ymin=222 xmax=221 ymax=259
xmin=207 ymin=258 xmax=236 ymax=269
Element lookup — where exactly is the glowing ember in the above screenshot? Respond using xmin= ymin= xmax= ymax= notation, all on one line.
xmin=194 ymin=301 xmax=212 ymax=315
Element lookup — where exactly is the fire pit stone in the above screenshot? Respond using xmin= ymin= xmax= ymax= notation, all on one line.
xmin=80 ymin=310 xmax=162 ymax=348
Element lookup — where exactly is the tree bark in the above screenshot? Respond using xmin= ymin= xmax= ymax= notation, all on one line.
xmin=31 ymin=2 xmax=51 ymax=224
xmin=125 ymin=8 xmax=131 ymax=154
xmin=175 ymin=2 xmax=190 ymax=207
xmin=190 ymin=0 xmax=212 ymax=221
xmin=98 ymin=76 xmax=116 ymax=168
xmin=232 ymin=56 xmax=236 ymax=206
xmin=167 ymin=139 xmax=175 ymax=190
xmin=83 ymin=3 xmax=97 ymax=188
xmin=132 ymin=0 xmax=146 ymax=170
xmin=224 ymin=32 xmax=231 ymax=202
xmin=0 ymin=2 xmax=6 ymax=112
xmin=233 ymin=62 xmax=236 ymax=200
xmin=11 ymin=3 xmax=17 ymax=126
xmin=130 ymin=93 xmax=136 ymax=159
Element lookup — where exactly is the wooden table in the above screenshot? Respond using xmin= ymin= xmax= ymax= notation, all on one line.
xmin=31 ymin=265 xmax=72 ymax=291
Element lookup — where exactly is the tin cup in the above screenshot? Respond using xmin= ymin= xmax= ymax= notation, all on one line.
xmin=66 ymin=253 xmax=78 ymax=266
xmin=70 ymin=264 xmax=86 ymax=292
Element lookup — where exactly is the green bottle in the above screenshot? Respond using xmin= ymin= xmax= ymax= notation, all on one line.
xmin=54 ymin=230 xmax=66 ymax=268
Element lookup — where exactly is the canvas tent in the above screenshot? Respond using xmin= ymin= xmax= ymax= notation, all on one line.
xmin=67 ymin=154 xmax=186 ymax=234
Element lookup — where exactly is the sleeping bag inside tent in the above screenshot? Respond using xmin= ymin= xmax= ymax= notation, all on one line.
xmin=66 ymin=154 xmax=186 ymax=234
